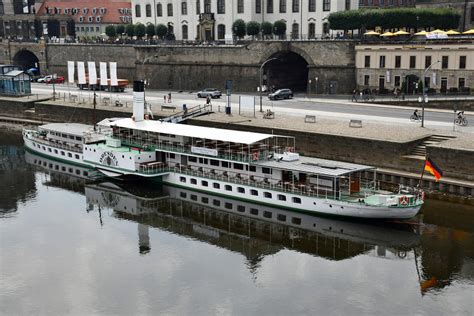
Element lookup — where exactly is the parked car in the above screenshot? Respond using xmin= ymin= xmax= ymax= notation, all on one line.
xmin=268 ymin=89 xmax=293 ymax=100
xmin=197 ymin=88 xmax=222 ymax=98
xmin=36 ymin=75 xmax=51 ymax=83
xmin=45 ymin=75 xmax=65 ymax=84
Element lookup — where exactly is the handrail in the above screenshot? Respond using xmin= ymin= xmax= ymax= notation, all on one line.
xmin=30 ymin=135 xmax=82 ymax=153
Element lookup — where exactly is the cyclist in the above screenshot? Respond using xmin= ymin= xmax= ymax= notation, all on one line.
xmin=457 ymin=111 xmax=465 ymax=120
xmin=413 ymin=109 xmax=420 ymax=120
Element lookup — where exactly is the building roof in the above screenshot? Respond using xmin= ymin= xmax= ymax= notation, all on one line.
xmin=2 ymin=70 xmax=26 ymax=77
xmin=37 ymin=0 xmax=132 ymax=24
xmin=40 ymin=123 xmax=93 ymax=136
xmin=102 ymin=118 xmax=278 ymax=145
xmin=254 ymin=155 xmax=375 ymax=177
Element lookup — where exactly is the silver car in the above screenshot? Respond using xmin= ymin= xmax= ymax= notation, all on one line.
xmin=197 ymin=88 xmax=222 ymax=98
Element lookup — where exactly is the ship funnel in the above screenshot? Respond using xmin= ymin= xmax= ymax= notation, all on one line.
xmin=133 ymin=80 xmax=145 ymax=122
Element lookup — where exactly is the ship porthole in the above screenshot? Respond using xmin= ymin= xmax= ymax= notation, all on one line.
xmin=329 ymin=204 xmax=332 ymax=208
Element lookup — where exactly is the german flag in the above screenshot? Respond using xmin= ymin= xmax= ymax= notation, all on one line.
xmin=424 ymin=157 xmax=443 ymax=181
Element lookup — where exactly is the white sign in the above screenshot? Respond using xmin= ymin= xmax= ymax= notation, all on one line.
xmin=224 ymin=34 xmax=233 ymax=45
xmin=67 ymin=61 xmax=75 ymax=83
xmin=191 ymin=146 xmax=218 ymax=157
xmin=432 ymin=72 xmax=436 ymax=85
xmin=109 ymin=62 xmax=118 ymax=86
xmin=99 ymin=62 xmax=108 ymax=86
xmin=87 ymin=61 xmax=97 ymax=85
xmin=386 ymin=70 xmax=390 ymax=83
xmin=239 ymin=95 xmax=255 ymax=110
xmin=77 ymin=62 xmax=86 ymax=84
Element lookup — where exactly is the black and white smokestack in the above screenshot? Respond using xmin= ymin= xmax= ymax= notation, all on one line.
xmin=133 ymin=80 xmax=145 ymax=121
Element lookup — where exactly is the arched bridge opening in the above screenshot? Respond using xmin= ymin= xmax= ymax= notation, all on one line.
xmin=13 ymin=50 xmax=40 ymax=74
xmin=263 ymin=51 xmax=309 ymax=92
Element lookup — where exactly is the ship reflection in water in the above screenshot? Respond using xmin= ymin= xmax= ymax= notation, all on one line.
xmin=13 ymin=149 xmax=474 ymax=311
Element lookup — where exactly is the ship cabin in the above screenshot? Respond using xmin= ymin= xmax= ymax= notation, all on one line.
xmin=30 ymin=123 xmax=94 ymax=155
xmin=99 ymin=118 xmax=378 ymax=200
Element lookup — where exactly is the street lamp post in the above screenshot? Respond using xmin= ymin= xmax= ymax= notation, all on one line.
xmin=307 ymin=79 xmax=312 ymax=98
xmin=52 ymin=73 xmax=57 ymax=100
xmin=259 ymin=57 xmax=277 ymax=112
xmin=421 ymin=60 xmax=440 ymax=128
xmin=315 ymin=77 xmax=318 ymax=94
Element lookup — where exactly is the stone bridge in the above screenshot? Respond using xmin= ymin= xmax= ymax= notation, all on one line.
xmin=1 ymin=40 xmax=356 ymax=93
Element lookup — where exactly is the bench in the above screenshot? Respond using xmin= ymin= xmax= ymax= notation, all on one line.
xmin=102 ymin=97 xmax=110 ymax=105
xmin=161 ymin=105 xmax=177 ymax=111
xmin=69 ymin=94 xmax=78 ymax=103
xmin=263 ymin=109 xmax=274 ymax=119
xmin=349 ymin=119 xmax=363 ymax=128
xmin=304 ymin=115 xmax=316 ymax=123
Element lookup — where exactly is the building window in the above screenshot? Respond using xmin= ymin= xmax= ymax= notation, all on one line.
xmin=309 ymin=0 xmax=316 ymax=12
xmin=279 ymin=0 xmax=286 ymax=13
xmin=364 ymin=55 xmax=370 ymax=68
xmin=395 ymin=55 xmax=401 ymax=68
xmin=345 ymin=0 xmax=351 ymax=10
xmin=182 ymin=25 xmax=188 ymax=39
xmin=459 ymin=78 xmax=465 ymax=89
xmin=424 ymin=55 xmax=432 ymax=69
xmin=394 ymin=76 xmax=401 ymax=87
xmin=157 ymin=3 xmax=162 ymax=16
xmin=308 ymin=23 xmax=315 ymax=38
xmin=238 ymin=0 xmax=244 ymax=13
xmin=182 ymin=1 xmax=188 ymax=15
xmin=217 ymin=24 xmax=225 ymax=39
xmin=217 ymin=0 xmax=225 ymax=14
xmin=409 ymin=56 xmax=416 ymax=69
xmin=135 ymin=4 xmax=141 ymax=17
xmin=459 ymin=56 xmax=466 ymax=69
xmin=379 ymin=55 xmax=385 ymax=68
xmin=323 ymin=0 xmax=330 ymax=11
xmin=196 ymin=0 xmax=200 ymax=14
xmin=364 ymin=75 xmax=370 ymax=86
xmin=267 ymin=0 xmax=273 ymax=13
xmin=292 ymin=23 xmax=299 ymax=39
xmin=442 ymin=56 xmax=448 ymax=69
xmin=471 ymin=7 xmax=474 ymax=22
xmin=146 ymin=4 xmax=151 ymax=17
xmin=204 ymin=0 xmax=211 ymax=13
xmin=256 ymin=0 xmax=261 ymax=13
xmin=292 ymin=0 xmax=299 ymax=12
xmin=167 ymin=3 xmax=173 ymax=16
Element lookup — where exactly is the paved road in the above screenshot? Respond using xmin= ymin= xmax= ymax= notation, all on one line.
xmin=31 ymin=83 xmax=472 ymax=132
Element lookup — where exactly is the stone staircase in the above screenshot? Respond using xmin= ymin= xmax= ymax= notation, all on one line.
xmin=404 ymin=135 xmax=456 ymax=160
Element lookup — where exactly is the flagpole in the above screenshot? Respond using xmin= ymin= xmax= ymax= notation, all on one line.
xmin=418 ymin=154 xmax=428 ymax=188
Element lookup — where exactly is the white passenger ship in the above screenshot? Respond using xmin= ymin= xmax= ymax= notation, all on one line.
xmin=23 ymin=81 xmax=424 ymax=219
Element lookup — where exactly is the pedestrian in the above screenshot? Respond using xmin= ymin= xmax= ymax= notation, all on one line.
xmin=206 ymin=95 xmax=211 ymax=105
xmin=163 ymin=95 xmax=166 ymax=103
xmin=168 ymin=92 xmax=172 ymax=103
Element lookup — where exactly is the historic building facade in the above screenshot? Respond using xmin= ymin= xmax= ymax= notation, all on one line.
xmin=131 ymin=0 xmax=359 ymax=41
xmin=355 ymin=43 xmax=474 ymax=94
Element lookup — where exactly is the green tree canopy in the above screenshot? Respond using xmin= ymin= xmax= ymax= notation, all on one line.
xmin=232 ymin=19 xmax=246 ymax=38
xmin=125 ymin=24 xmax=135 ymax=38
xmin=261 ymin=21 xmax=273 ymax=37
xmin=273 ymin=20 xmax=286 ymax=37
xmin=246 ymin=21 xmax=261 ymax=38
xmin=146 ymin=23 xmax=156 ymax=37
xmin=156 ymin=24 xmax=168 ymax=38
xmin=116 ymin=24 xmax=125 ymax=36
xmin=105 ymin=25 xmax=116 ymax=38
xmin=135 ymin=23 xmax=146 ymax=38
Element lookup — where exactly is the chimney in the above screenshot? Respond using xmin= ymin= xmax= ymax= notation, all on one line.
xmin=133 ymin=80 xmax=145 ymax=122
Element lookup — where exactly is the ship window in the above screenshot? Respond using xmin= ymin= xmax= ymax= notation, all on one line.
xmin=234 ymin=163 xmax=244 ymax=170
xmin=122 ymin=155 xmax=124 ymax=158
xmin=237 ymin=187 xmax=245 ymax=193
xmin=55 ymin=165 xmax=59 ymax=170
xmin=189 ymin=156 xmax=197 ymax=162
xmin=225 ymin=185 xmax=232 ymax=191
xmin=69 ymin=168 xmax=73 ymax=173
xmin=180 ymin=192 xmax=187 ymax=198
xmin=69 ymin=135 xmax=74 ymax=140
xmin=61 ymin=133 xmax=67 ymax=138
xmin=76 ymin=136 xmax=82 ymax=141
xmin=83 ymin=171 xmax=88 ymax=176
xmin=170 ymin=153 xmax=175 ymax=159
xmin=249 ymin=165 xmax=256 ymax=172
xmin=190 ymin=194 xmax=198 ymax=201
xmin=250 ymin=208 xmax=258 ymax=215
xmin=237 ymin=205 xmax=245 ymax=212
xmin=210 ymin=159 xmax=219 ymax=166
xmin=278 ymin=194 xmax=286 ymax=201
xmin=68 ymin=153 xmax=72 ymax=157
xmin=262 ymin=167 xmax=272 ymax=174
xmin=54 ymin=149 xmax=58 ymax=154
xmin=277 ymin=214 xmax=286 ymax=222
xmin=180 ymin=176 xmax=186 ymax=183
xmin=292 ymin=197 xmax=302 ymax=204
xmin=48 ymin=148 xmax=52 ymax=152
xmin=213 ymin=183 xmax=220 ymax=189
xmin=263 ymin=211 xmax=272 ymax=218
xmin=225 ymin=202 xmax=233 ymax=209
xmin=202 ymin=180 xmax=208 ymax=186
xmin=292 ymin=217 xmax=301 ymax=225
xmin=250 ymin=189 xmax=258 ymax=196
xmin=222 ymin=161 xmax=229 ymax=168
xmin=94 ymin=149 xmax=96 ymax=152
xmin=75 ymin=154 xmax=79 ymax=159
xmin=42 ymin=146 xmax=45 ymax=150
xmin=76 ymin=170 xmax=80 ymax=175
xmin=61 ymin=151 xmax=65 ymax=156
xmin=213 ymin=199 xmax=221 ymax=206
xmin=191 ymin=178 xmax=197 ymax=184
xmin=201 ymin=197 xmax=209 ymax=204
xmin=33 ymin=143 xmax=35 ymax=147
xmin=264 ymin=192 xmax=272 ymax=198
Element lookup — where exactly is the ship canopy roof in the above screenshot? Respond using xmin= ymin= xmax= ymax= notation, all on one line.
xmin=101 ymin=118 xmax=282 ymax=145
xmin=39 ymin=123 xmax=93 ymax=136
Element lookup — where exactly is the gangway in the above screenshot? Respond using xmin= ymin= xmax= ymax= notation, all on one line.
xmin=161 ymin=104 xmax=212 ymax=123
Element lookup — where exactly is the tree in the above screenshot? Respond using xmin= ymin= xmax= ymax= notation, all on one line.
xmin=66 ymin=20 xmax=76 ymax=37
xmin=273 ymin=20 xmax=286 ymax=38
xmin=47 ymin=19 xmax=60 ymax=37
xmin=261 ymin=21 xmax=273 ymax=38
xmin=105 ymin=25 xmax=116 ymax=38
xmin=232 ymin=19 xmax=246 ymax=38
xmin=135 ymin=23 xmax=146 ymax=38
xmin=146 ymin=23 xmax=156 ymax=38
xmin=125 ymin=24 xmax=135 ymax=38
xmin=246 ymin=21 xmax=261 ymax=38
xmin=34 ymin=19 xmax=43 ymax=38
xmin=156 ymin=24 xmax=167 ymax=39
xmin=116 ymin=24 xmax=125 ymax=37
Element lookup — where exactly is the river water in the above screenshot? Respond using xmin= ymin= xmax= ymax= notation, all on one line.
xmin=1 ymin=131 xmax=473 ymax=315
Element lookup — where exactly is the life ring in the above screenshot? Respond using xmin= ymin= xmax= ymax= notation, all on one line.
xmin=399 ymin=195 xmax=408 ymax=205
xmin=252 ymin=151 xmax=259 ymax=161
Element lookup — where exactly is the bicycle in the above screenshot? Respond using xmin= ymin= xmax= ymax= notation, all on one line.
xmin=410 ymin=114 xmax=423 ymax=122
xmin=455 ymin=116 xmax=468 ymax=126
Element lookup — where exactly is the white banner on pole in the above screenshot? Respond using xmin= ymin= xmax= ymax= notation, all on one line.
xmin=432 ymin=72 xmax=436 ymax=85
xmin=99 ymin=62 xmax=108 ymax=86
xmin=87 ymin=61 xmax=97 ymax=85
xmin=67 ymin=61 xmax=75 ymax=83
xmin=109 ymin=62 xmax=118 ymax=86
xmin=386 ymin=70 xmax=390 ymax=83
xmin=77 ymin=62 xmax=86 ymax=85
